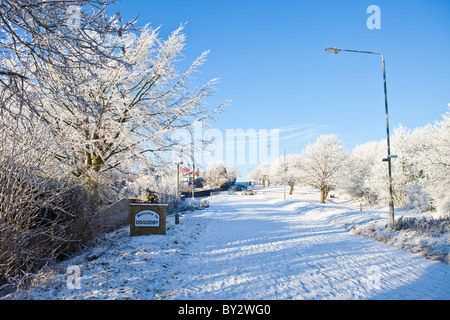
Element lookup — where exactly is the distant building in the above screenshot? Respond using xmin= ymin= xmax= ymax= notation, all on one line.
xmin=180 ymin=167 xmax=202 ymax=189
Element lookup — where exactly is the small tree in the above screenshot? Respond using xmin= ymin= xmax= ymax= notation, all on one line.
xmin=248 ymin=162 xmax=272 ymax=186
xmin=270 ymin=154 xmax=302 ymax=195
xmin=300 ymin=135 xmax=345 ymax=203
xmin=337 ymin=141 xmax=384 ymax=203
xmin=206 ymin=163 xmax=237 ymax=189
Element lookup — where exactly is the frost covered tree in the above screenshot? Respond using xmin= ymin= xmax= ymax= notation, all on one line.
xmin=208 ymin=163 xmax=228 ymax=188
xmin=225 ymin=166 xmax=238 ymax=186
xmin=339 ymin=140 xmax=386 ymax=203
xmin=206 ymin=163 xmax=237 ymax=189
xmin=248 ymin=162 xmax=272 ymax=187
xmin=125 ymin=168 xmax=177 ymax=204
xmin=0 ymin=0 xmax=133 ymax=120
xmin=0 ymin=0 xmax=129 ymax=76
xmin=300 ymin=135 xmax=346 ymax=203
xmin=248 ymin=110 xmax=450 ymax=215
xmin=2 ymin=23 xmax=225 ymax=186
xmin=339 ymin=108 xmax=450 ymax=216
xmin=269 ymin=154 xmax=302 ymax=194
xmin=429 ymin=110 xmax=450 ymax=214
xmin=390 ymin=125 xmax=431 ymax=210
xmin=393 ymin=109 xmax=450 ymax=214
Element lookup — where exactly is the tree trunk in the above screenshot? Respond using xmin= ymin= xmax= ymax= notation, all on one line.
xmin=320 ymin=186 xmax=329 ymax=204
xmin=289 ymin=184 xmax=294 ymax=195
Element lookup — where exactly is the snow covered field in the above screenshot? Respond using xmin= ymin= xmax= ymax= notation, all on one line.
xmin=5 ymin=188 xmax=449 ymax=300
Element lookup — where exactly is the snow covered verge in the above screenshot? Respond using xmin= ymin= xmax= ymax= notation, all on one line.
xmin=326 ymin=205 xmax=449 ymax=265
xmin=259 ymin=187 xmax=450 ymax=266
xmin=351 ymin=216 xmax=449 ymax=265
xmin=0 ymin=208 xmax=208 ymax=300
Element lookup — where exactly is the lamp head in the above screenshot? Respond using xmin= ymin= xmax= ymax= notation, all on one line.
xmin=325 ymin=47 xmax=340 ymax=54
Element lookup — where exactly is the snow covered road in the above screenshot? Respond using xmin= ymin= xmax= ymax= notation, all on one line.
xmin=155 ymin=194 xmax=450 ymax=300
xmin=9 ymin=192 xmax=450 ymax=300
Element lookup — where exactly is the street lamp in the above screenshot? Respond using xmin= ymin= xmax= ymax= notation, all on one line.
xmin=325 ymin=47 xmax=340 ymax=54
xmin=267 ymin=144 xmax=286 ymax=201
xmin=173 ymin=160 xmax=183 ymax=225
xmin=325 ymin=47 xmax=396 ymax=223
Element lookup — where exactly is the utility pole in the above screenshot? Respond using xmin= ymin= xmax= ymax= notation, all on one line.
xmin=191 ymin=138 xmax=195 ymax=201
xmin=283 ymin=145 xmax=286 ymax=201
xmin=192 ymin=162 xmax=195 ymax=200
xmin=381 ymin=54 xmax=396 ymax=224
xmin=267 ymin=144 xmax=286 ymax=201
xmin=173 ymin=160 xmax=183 ymax=225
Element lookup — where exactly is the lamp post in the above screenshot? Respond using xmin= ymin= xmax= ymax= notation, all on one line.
xmin=325 ymin=47 xmax=396 ymax=223
xmin=267 ymin=144 xmax=286 ymax=201
xmin=173 ymin=160 xmax=183 ymax=225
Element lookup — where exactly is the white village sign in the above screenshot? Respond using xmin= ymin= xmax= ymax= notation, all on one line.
xmin=134 ymin=210 xmax=160 ymax=228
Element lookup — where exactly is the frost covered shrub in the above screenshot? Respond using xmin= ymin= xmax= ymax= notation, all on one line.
xmin=0 ymin=128 xmax=110 ymax=290
xmin=391 ymin=216 xmax=450 ymax=236
xmin=439 ymin=198 xmax=450 ymax=217
xmin=180 ymin=200 xmax=200 ymax=212
xmin=0 ymin=169 xmax=110 ymax=289
xmin=0 ymin=150 xmax=65 ymax=287
xmin=56 ymin=179 xmax=112 ymax=241
xmin=402 ymin=185 xmax=431 ymax=212
xmin=178 ymin=198 xmax=210 ymax=213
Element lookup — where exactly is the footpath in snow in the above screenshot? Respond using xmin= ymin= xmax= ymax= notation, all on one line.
xmin=5 ymin=189 xmax=450 ymax=300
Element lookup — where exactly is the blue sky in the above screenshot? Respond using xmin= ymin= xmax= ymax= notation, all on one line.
xmin=112 ymin=0 xmax=450 ymax=179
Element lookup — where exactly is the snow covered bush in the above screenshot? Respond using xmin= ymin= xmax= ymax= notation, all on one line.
xmin=423 ymin=110 xmax=450 ymax=215
xmin=353 ymin=217 xmax=449 ymax=264
xmin=392 ymin=216 xmax=450 ymax=236
xmin=0 ymin=125 xmax=90 ymax=289
xmin=349 ymin=140 xmax=389 ymax=204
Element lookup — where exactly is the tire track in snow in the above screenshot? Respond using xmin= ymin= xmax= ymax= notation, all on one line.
xmin=157 ymin=194 xmax=450 ymax=300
